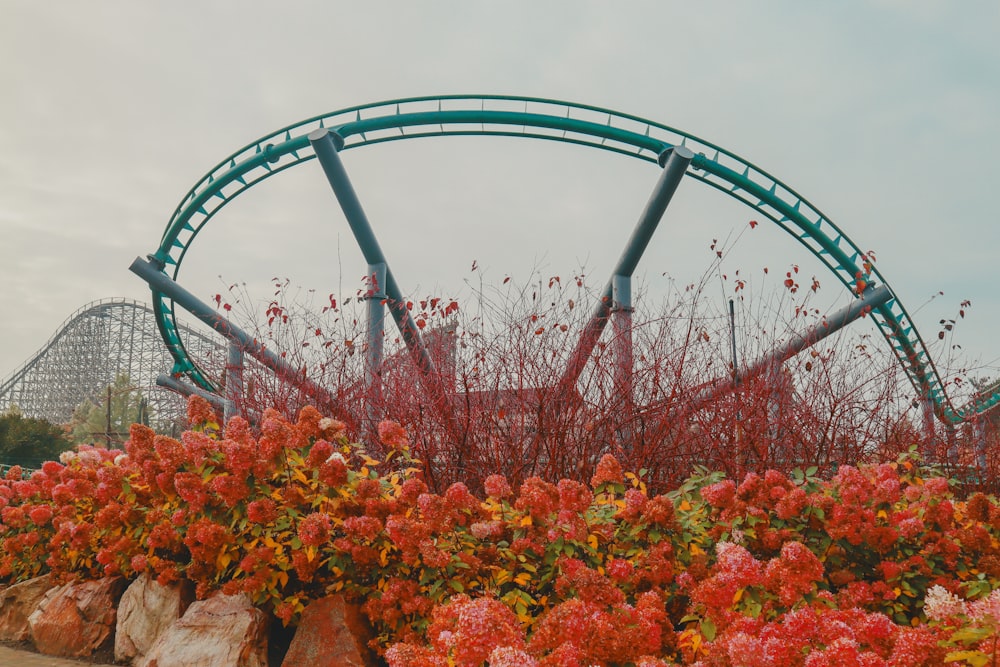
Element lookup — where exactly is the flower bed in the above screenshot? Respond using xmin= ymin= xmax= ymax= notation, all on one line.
xmin=2 ymin=397 xmax=1000 ymax=665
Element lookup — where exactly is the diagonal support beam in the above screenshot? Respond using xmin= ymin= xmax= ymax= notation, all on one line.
xmin=559 ymin=145 xmax=694 ymax=391
xmin=130 ymin=256 xmax=347 ymax=422
xmin=308 ymin=129 xmax=454 ymax=422
xmin=156 ymin=373 xmax=227 ymax=412
xmin=680 ymin=284 xmax=894 ymax=416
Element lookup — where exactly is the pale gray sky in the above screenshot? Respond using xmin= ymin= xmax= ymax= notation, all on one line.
xmin=2 ymin=1 xmax=998 ymax=401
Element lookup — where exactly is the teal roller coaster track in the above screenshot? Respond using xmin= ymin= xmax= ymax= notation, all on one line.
xmin=140 ymin=95 xmax=1000 ymax=425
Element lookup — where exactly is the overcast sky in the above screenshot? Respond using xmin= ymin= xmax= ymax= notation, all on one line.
xmin=2 ymin=1 xmax=998 ymax=403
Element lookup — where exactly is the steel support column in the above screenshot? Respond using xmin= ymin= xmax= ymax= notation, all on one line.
xmin=612 ymin=274 xmax=634 ymax=399
xmin=559 ymin=146 xmax=693 ymax=392
xmin=612 ymin=274 xmax=635 ymax=446
xmin=224 ymin=342 xmax=244 ymax=423
xmin=366 ymin=262 xmax=387 ymax=422
xmin=922 ymin=396 xmax=937 ymax=457
xmin=974 ymin=418 xmax=988 ymax=471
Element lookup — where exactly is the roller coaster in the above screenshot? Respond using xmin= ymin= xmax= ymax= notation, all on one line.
xmin=4 ymin=96 xmax=997 ymax=449
xmin=128 ymin=95 xmax=999 ymax=430
xmin=0 ymin=298 xmax=220 ymax=429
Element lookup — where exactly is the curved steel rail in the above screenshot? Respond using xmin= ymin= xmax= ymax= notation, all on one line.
xmin=144 ymin=95 xmax=998 ymax=424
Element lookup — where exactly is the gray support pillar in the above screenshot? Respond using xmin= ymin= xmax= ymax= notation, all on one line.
xmin=224 ymin=342 xmax=244 ymax=423
xmin=922 ymin=396 xmax=936 ymax=459
xmin=366 ymin=263 xmax=387 ymax=421
xmin=974 ymin=418 xmax=988 ymax=472
xmin=612 ymin=274 xmax=634 ymax=398
xmin=612 ymin=274 xmax=635 ymax=448
xmin=946 ymin=424 xmax=958 ymax=463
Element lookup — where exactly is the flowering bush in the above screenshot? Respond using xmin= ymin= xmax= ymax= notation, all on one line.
xmin=2 ymin=398 xmax=1000 ymax=665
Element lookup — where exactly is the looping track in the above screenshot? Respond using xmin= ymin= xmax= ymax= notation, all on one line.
xmin=146 ymin=95 xmax=999 ymax=424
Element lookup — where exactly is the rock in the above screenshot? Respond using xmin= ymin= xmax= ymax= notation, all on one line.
xmin=115 ymin=573 xmax=195 ymax=663
xmin=281 ymin=595 xmax=376 ymax=667
xmin=139 ymin=592 xmax=268 ymax=667
xmin=0 ymin=574 xmax=53 ymax=642
xmin=28 ymin=576 xmax=126 ymax=657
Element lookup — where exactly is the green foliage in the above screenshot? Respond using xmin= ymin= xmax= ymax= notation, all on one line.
xmin=68 ymin=373 xmax=150 ymax=446
xmin=0 ymin=408 xmax=73 ymax=469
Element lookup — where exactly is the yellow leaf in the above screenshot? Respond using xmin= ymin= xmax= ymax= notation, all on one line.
xmin=945 ymin=650 xmax=990 ymax=666
xmin=519 ymin=516 xmax=533 ymax=527
xmin=276 ymin=571 xmax=289 ymax=588
xmin=587 ymin=534 xmax=599 ymax=550
xmin=218 ymin=552 xmax=233 ymax=569
xmin=514 ymin=572 xmax=532 ymax=587
xmin=733 ymin=588 xmax=744 ymax=604
xmin=876 ymin=509 xmax=888 ymax=520
xmin=679 ymin=500 xmax=692 ymax=511
xmin=690 ymin=543 xmax=705 ymax=556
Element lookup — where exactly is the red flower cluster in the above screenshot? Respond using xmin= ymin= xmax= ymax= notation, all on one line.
xmin=4 ymin=398 xmax=1000 ymax=666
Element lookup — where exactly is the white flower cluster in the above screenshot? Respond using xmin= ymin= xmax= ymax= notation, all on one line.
xmin=924 ymin=584 xmax=1000 ymax=626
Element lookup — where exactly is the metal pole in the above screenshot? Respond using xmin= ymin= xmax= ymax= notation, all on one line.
xmin=975 ymin=418 xmax=988 ymax=472
xmin=366 ymin=262 xmax=387 ymax=422
xmin=612 ymin=274 xmax=634 ymax=399
xmin=729 ymin=299 xmax=739 ymax=383
xmin=131 ymin=256 xmax=345 ymax=420
xmin=922 ymin=395 xmax=936 ymax=458
xmin=559 ymin=146 xmax=693 ymax=391
xmin=612 ymin=274 xmax=634 ymax=447
xmin=946 ymin=424 xmax=958 ymax=463
xmin=224 ymin=342 xmax=244 ymax=423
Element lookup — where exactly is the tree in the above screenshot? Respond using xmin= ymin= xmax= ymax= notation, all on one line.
xmin=68 ymin=374 xmax=150 ymax=447
xmin=0 ymin=407 xmax=73 ymax=469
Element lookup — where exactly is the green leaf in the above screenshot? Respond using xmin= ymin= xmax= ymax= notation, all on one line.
xmin=701 ymin=617 xmax=717 ymax=642
xmin=945 ymin=650 xmax=990 ymax=667
xmin=951 ymin=627 xmax=993 ymax=643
